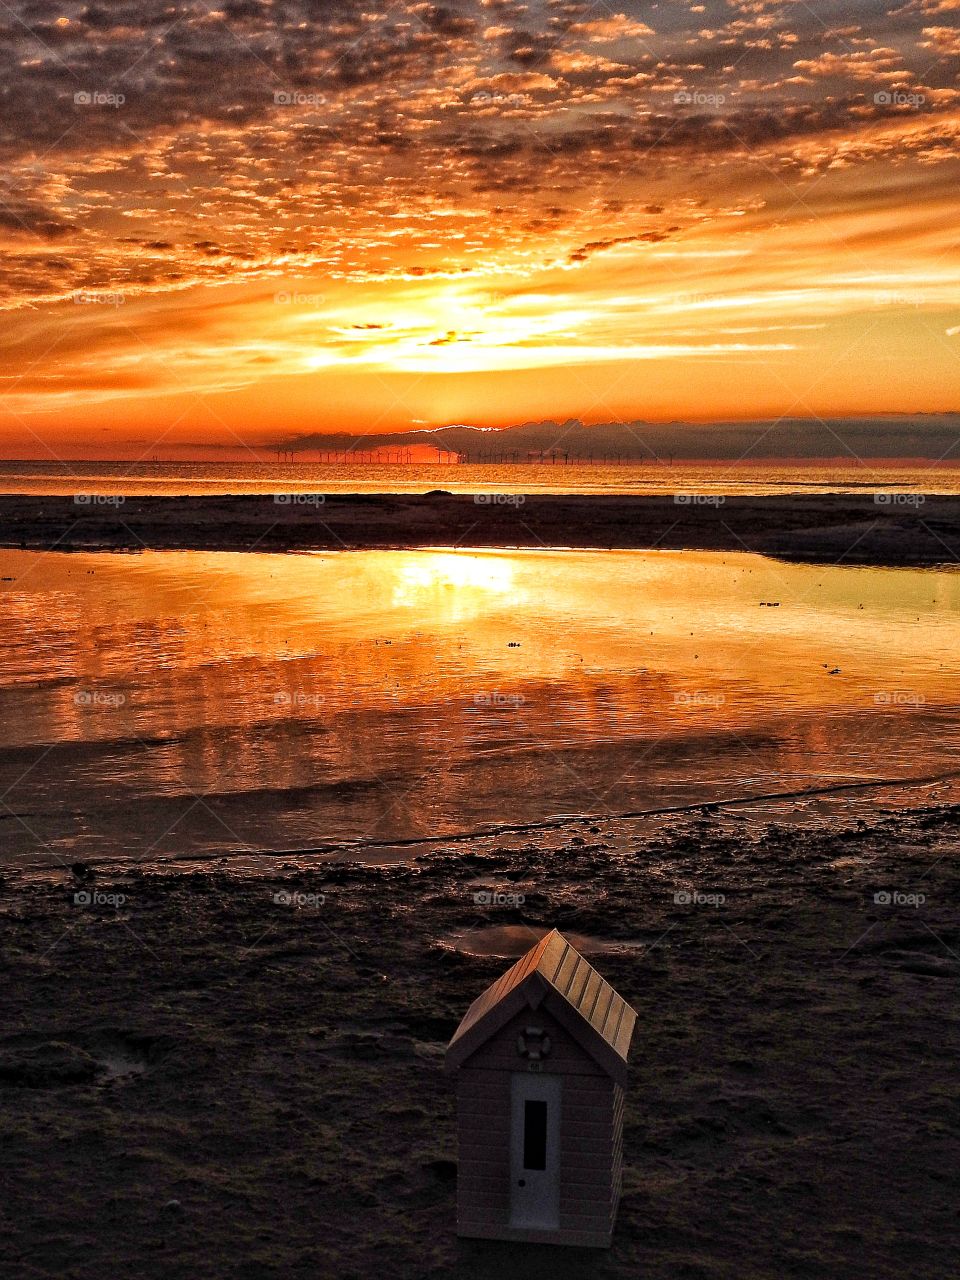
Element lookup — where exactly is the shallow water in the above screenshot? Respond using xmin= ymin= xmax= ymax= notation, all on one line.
xmin=2 ymin=458 xmax=960 ymax=497
xmin=444 ymin=925 xmax=630 ymax=958
xmin=0 ymin=546 xmax=958 ymax=867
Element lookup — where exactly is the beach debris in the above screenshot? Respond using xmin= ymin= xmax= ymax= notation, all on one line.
xmin=446 ymin=928 xmax=636 ymax=1248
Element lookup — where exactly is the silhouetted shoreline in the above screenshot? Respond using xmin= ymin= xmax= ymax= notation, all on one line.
xmin=2 ymin=493 xmax=959 ymax=566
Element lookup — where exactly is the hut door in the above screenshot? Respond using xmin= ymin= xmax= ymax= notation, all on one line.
xmin=509 ymin=1073 xmax=561 ymax=1230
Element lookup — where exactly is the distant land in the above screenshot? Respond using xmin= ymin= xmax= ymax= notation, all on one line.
xmin=270 ymin=416 xmax=960 ymax=463
xmin=4 ymin=494 xmax=960 ymax=567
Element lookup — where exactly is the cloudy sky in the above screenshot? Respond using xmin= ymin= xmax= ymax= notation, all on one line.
xmin=1 ymin=0 xmax=959 ymax=456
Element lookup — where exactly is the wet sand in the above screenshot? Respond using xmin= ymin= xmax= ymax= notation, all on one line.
xmin=2 ymin=802 xmax=959 ymax=1279
xmin=1 ymin=493 xmax=960 ymax=565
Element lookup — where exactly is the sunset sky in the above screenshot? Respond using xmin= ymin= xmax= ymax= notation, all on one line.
xmin=1 ymin=0 xmax=959 ymax=457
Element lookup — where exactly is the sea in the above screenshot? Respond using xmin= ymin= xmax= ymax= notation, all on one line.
xmin=1 ymin=458 xmax=960 ymax=497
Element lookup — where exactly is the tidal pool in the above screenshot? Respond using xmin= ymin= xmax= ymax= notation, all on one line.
xmin=0 ymin=546 xmax=958 ymax=866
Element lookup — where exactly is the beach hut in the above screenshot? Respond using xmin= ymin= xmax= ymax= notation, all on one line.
xmin=445 ymin=928 xmax=637 ymax=1248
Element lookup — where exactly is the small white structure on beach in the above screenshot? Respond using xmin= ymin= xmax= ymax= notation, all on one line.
xmin=445 ymin=928 xmax=637 ymax=1248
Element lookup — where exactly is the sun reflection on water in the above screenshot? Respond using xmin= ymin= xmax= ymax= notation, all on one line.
xmin=0 ymin=546 xmax=958 ymax=864
xmin=391 ymin=551 xmax=521 ymax=611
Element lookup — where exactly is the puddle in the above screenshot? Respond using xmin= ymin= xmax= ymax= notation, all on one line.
xmin=444 ymin=924 xmax=642 ymax=958
xmin=95 ymin=1051 xmax=149 ymax=1082
xmin=0 ymin=1031 xmax=162 ymax=1088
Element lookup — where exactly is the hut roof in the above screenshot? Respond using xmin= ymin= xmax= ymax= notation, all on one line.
xmin=445 ymin=929 xmax=637 ymax=1085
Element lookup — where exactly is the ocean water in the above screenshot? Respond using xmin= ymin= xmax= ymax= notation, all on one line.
xmin=1 ymin=459 xmax=959 ymax=497
xmin=0 ymin=546 xmax=958 ymax=867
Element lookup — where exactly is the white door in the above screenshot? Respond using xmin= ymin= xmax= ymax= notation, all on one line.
xmin=509 ymin=1072 xmax=561 ymax=1230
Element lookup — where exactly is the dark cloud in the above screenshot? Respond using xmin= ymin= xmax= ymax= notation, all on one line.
xmin=0 ymin=0 xmax=955 ymax=308
xmin=566 ymin=230 xmax=677 ymax=263
xmin=0 ymin=201 xmax=75 ymax=239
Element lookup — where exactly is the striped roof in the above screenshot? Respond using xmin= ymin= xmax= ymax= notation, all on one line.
xmin=445 ymin=929 xmax=636 ymax=1084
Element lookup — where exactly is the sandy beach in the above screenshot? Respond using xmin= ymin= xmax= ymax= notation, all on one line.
xmin=1 ymin=493 xmax=959 ymax=566
xmin=2 ymin=800 xmax=959 ymax=1279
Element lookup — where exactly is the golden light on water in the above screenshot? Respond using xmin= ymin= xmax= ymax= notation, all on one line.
xmin=2 ymin=546 xmax=959 ymax=864
xmin=391 ymin=552 xmax=521 ymax=610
